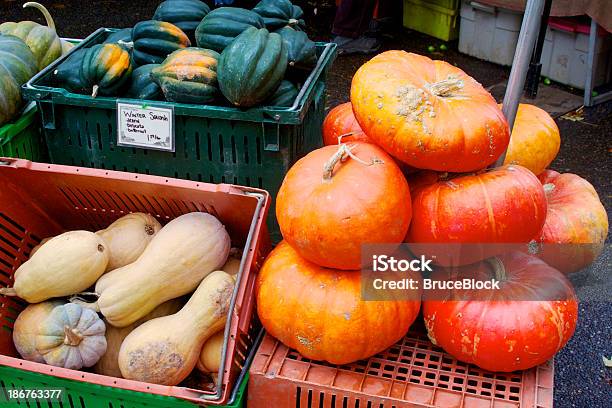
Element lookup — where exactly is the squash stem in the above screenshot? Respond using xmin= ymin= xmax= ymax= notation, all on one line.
xmin=322 ymin=144 xmax=383 ymax=181
xmin=485 ymin=257 xmax=507 ymax=282
xmin=428 ymin=76 xmax=464 ymax=98
xmin=92 ymin=85 xmax=99 ymax=98
xmin=63 ymin=326 xmax=83 ymax=346
xmin=23 ymin=2 xmax=56 ymax=31
xmin=0 ymin=287 xmax=17 ymax=296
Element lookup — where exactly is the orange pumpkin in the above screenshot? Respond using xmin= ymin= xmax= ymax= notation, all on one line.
xmin=503 ymin=103 xmax=560 ymax=175
xmin=533 ymin=170 xmax=608 ymax=273
xmin=256 ymin=241 xmax=421 ymax=365
xmin=322 ymin=102 xmax=369 ymax=146
xmin=276 ymin=142 xmax=412 ymax=270
xmin=350 ymin=51 xmax=510 ymax=172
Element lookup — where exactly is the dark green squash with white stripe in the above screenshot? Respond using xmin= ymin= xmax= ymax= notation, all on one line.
xmin=104 ymin=28 xmax=133 ymax=50
xmin=275 ymin=26 xmax=317 ymax=68
xmin=195 ymin=7 xmax=264 ymax=53
xmin=152 ymin=48 xmax=219 ymax=104
xmin=79 ymin=43 xmax=133 ymax=97
xmin=132 ymin=20 xmax=190 ymax=66
xmin=218 ymin=27 xmax=287 ymax=108
xmin=253 ymin=0 xmax=305 ymax=31
xmin=0 ymin=35 xmax=38 ymax=126
xmin=52 ymin=48 xmax=89 ymax=94
xmin=153 ymin=0 xmax=210 ymax=44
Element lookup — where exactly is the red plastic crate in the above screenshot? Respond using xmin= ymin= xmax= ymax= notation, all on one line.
xmin=0 ymin=158 xmax=270 ymax=405
xmin=249 ymin=331 xmax=554 ymax=408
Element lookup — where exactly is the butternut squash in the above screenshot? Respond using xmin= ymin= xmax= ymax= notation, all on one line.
xmin=196 ymin=330 xmax=224 ymax=383
xmin=118 ymin=270 xmax=234 ymax=385
xmin=88 ymin=212 xmax=230 ymax=327
xmin=35 ymin=303 xmax=107 ymax=370
xmin=13 ymin=300 xmax=63 ymax=363
xmin=222 ymin=249 xmax=241 ymax=276
xmin=0 ymin=231 xmax=108 ymax=303
xmin=96 ymin=213 xmax=162 ymax=272
xmin=94 ymin=298 xmax=184 ymax=377
xmin=29 ymin=236 xmax=52 ymax=257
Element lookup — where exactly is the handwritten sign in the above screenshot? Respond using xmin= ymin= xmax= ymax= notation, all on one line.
xmin=117 ymin=102 xmax=174 ymax=152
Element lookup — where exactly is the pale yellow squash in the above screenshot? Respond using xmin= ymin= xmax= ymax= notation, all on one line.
xmin=13 ymin=300 xmax=63 ymax=363
xmin=96 ymin=213 xmax=162 ymax=272
xmin=222 ymin=251 xmax=241 ymax=277
xmin=118 ymin=270 xmax=234 ymax=385
xmin=92 ymin=212 xmax=230 ymax=327
xmin=0 ymin=231 xmax=108 ymax=303
xmin=196 ymin=330 xmax=225 ymax=383
xmin=94 ymin=298 xmax=184 ymax=378
xmin=30 ymin=237 xmax=52 ymax=257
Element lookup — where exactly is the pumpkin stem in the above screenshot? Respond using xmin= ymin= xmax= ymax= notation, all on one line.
xmin=0 ymin=287 xmax=17 ymax=297
xmin=23 ymin=2 xmax=56 ymax=31
xmin=428 ymin=76 xmax=464 ymax=98
xmin=117 ymin=40 xmax=134 ymax=49
xmin=288 ymin=18 xmax=299 ymax=26
xmin=91 ymin=85 xmax=99 ymax=98
xmin=485 ymin=257 xmax=507 ymax=282
xmin=63 ymin=326 xmax=83 ymax=346
xmin=543 ymin=183 xmax=555 ymax=194
xmin=322 ymin=144 xmax=383 ymax=181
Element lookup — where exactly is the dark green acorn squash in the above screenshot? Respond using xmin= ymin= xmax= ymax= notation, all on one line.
xmin=275 ymin=26 xmax=316 ymax=68
xmin=266 ymin=80 xmax=298 ymax=107
xmin=132 ymin=20 xmax=190 ymax=66
xmin=195 ymin=7 xmax=265 ymax=53
xmin=253 ymin=0 xmax=305 ymax=31
xmin=80 ymin=43 xmax=133 ymax=97
xmin=104 ymin=28 xmax=133 ymax=50
xmin=52 ymin=48 xmax=89 ymax=94
xmin=125 ymin=64 xmax=162 ymax=100
xmin=0 ymin=2 xmax=62 ymax=70
xmin=153 ymin=0 xmax=210 ymax=44
xmin=218 ymin=27 xmax=287 ymax=108
xmin=0 ymin=35 xmax=38 ymax=126
xmin=151 ymin=48 xmax=219 ymax=104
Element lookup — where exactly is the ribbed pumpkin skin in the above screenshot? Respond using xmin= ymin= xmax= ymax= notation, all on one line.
xmin=125 ymin=64 xmax=162 ymax=100
xmin=80 ymin=44 xmax=133 ymax=97
xmin=266 ymin=80 xmax=298 ymax=107
xmin=276 ymin=26 xmax=316 ymax=67
xmin=0 ymin=35 xmax=38 ymax=126
xmin=132 ymin=20 xmax=190 ymax=66
xmin=218 ymin=27 xmax=287 ymax=108
xmin=195 ymin=7 xmax=265 ymax=53
xmin=153 ymin=0 xmax=210 ymax=43
xmin=52 ymin=48 xmax=89 ymax=93
xmin=0 ymin=2 xmax=62 ymax=70
xmin=253 ymin=0 xmax=306 ymax=31
xmin=152 ymin=48 xmax=220 ymax=104
xmin=351 ymin=51 xmax=510 ymax=172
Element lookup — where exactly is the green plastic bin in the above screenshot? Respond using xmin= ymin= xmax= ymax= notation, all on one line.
xmin=0 ymin=366 xmax=248 ymax=408
xmin=0 ymin=104 xmax=45 ymax=161
xmin=403 ymin=0 xmax=460 ymax=41
xmin=24 ymin=28 xmax=337 ymax=242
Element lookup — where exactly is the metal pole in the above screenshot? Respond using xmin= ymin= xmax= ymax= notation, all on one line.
xmin=524 ymin=0 xmax=553 ymax=98
xmin=494 ymin=0 xmax=546 ymax=167
xmin=583 ymin=18 xmax=598 ymax=107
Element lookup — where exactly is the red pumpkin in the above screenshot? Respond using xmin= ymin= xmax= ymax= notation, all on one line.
xmin=277 ymin=142 xmax=412 ymax=270
xmin=350 ymin=51 xmax=510 ymax=172
xmin=423 ymin=252 xmax=578 ymax=372
xmin=503 ymin=103 xmax=560 ymax=176
xmin=407 ymin=165 xmax=547 ymax=265
xmin=533 ymin=170 xmax=608 ymax=273
xmin=322 ymin=102 xmax=369 ymax=146
xmin=256 ymin=241 xmax=421 ymax=365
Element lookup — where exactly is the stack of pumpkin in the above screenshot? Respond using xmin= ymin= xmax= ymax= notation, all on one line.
xmin=0 ymin=2 xmax=74 ymax=126
xmin=50 ymin=0 xmax=316 ymax=108
xmin=256 ymin=51 xmax=609 ymax=372
xmin=3 ymin=212 xmax=242 ymax=386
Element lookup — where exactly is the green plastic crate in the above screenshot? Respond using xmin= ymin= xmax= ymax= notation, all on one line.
xmin=0 ymin=104 xmax=45 ymax=161
xmin=24 ymin=28 xmax=337 ymax=242
xmin=0 ymin=366 xmax=248 ymax=408
xmin=403 ymin=0 xmax=460 ymax=41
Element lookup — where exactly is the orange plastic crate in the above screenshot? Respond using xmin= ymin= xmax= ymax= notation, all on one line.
xmin=0 ymin=158 xmax=270 ymax=405
xmin=249 ymin=331 xmax=554 ymax=407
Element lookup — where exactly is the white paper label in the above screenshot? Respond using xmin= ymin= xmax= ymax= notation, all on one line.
xmin=117 ymin=102 xmax=174 ymax=152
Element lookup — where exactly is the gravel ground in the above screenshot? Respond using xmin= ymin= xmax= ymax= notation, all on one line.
xmin=2 ymin=1 xmax=610 ymax=406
